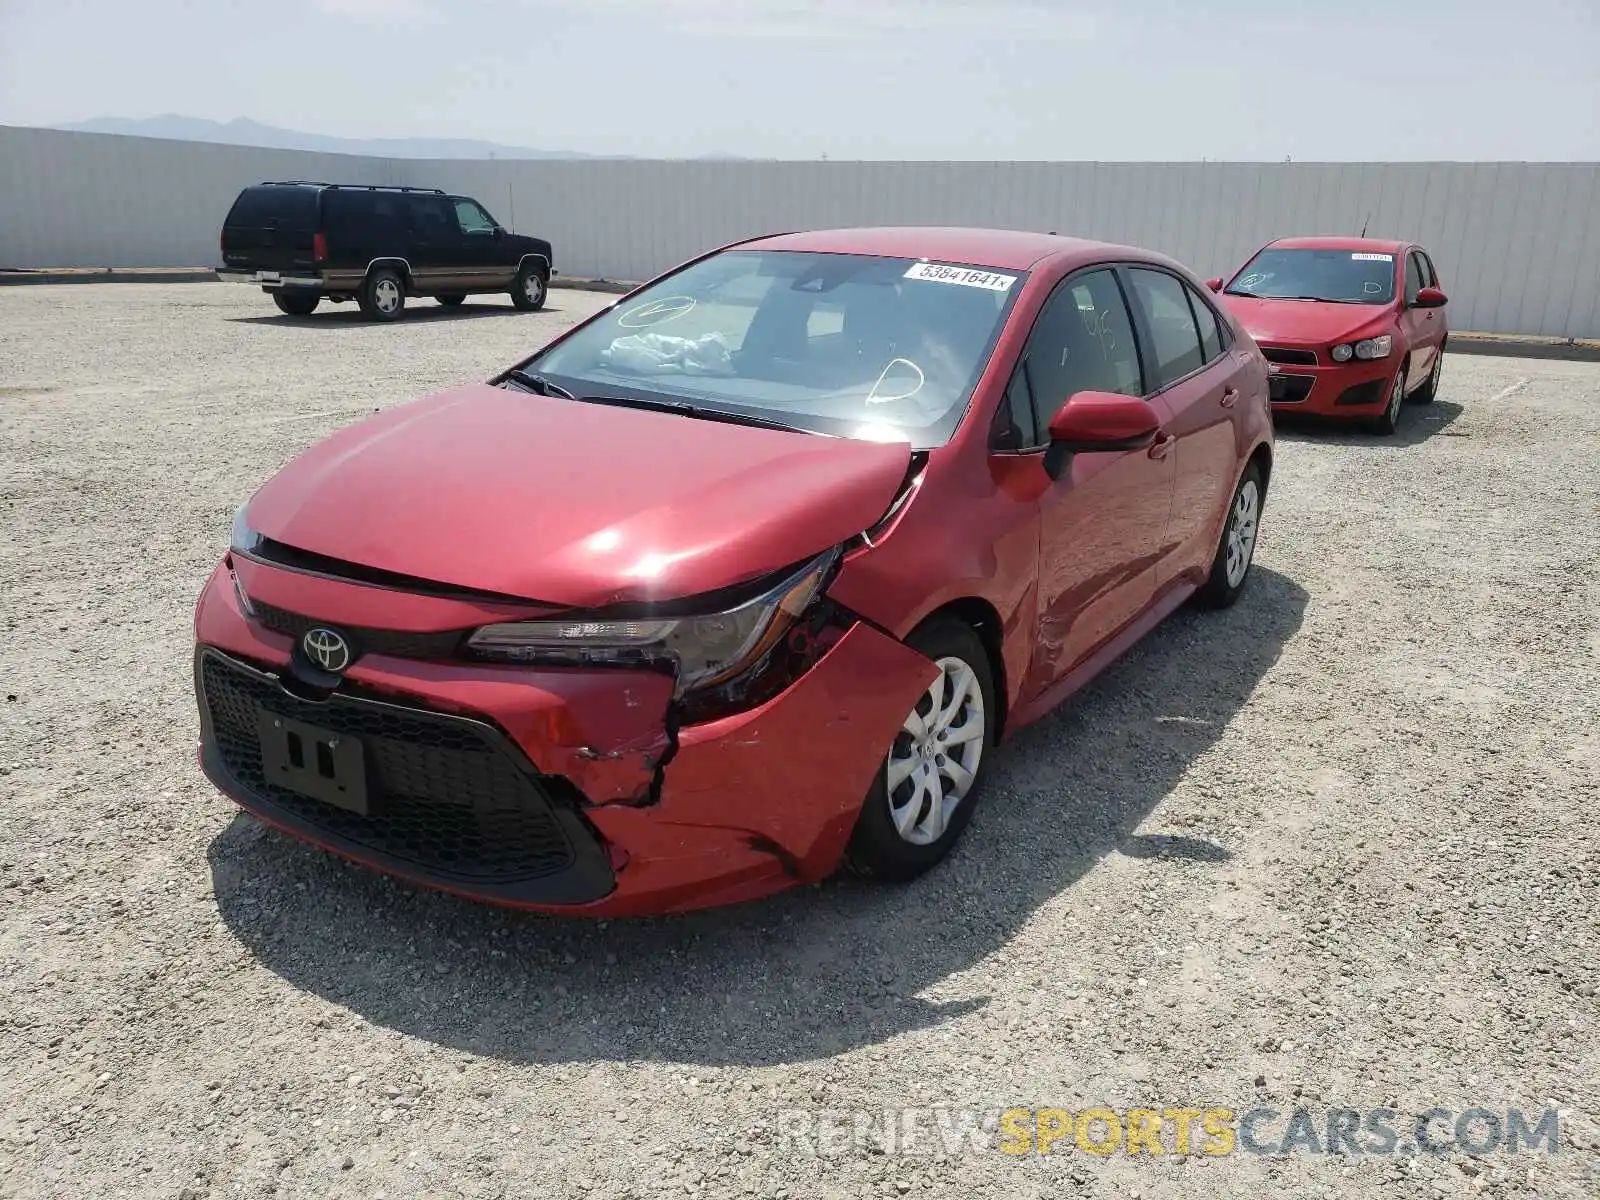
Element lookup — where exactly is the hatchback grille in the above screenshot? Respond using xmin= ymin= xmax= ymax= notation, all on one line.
xmin=199 ymin=651 xmax=578 ymax=883
xmin=1260 ymin=345 xmax=1319 ymax=366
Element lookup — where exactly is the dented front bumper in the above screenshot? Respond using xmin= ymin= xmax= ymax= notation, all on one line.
xmin=193 ymin=560 xmax=935 ymax=915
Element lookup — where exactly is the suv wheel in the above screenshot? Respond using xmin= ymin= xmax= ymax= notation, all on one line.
xmin=845 ymin=619 xmax=995 ymax=882
xmin=359 ymin=267 xmax=406 ymax=322
xmin=272 ymin=289 xmax=320 ymax=317
xmin=511 ymin=265 xmax=547 ymax=312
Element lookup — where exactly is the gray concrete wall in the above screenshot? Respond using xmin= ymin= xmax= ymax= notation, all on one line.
xmin=3 ymin=125 xmax=1597 ymax=337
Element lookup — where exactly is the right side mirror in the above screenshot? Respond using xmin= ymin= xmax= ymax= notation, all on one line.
xmin=1205 ymin=277 xmax=1224 ymax=293
xmin=1413 ymin=286 xmax=1447 ymax=308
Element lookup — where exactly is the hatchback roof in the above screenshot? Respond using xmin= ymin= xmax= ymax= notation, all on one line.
xmin=744 ymin=227 xmax=1145 ymax=272
xmin=1267 ymin=235 xmax=1411 ymax=255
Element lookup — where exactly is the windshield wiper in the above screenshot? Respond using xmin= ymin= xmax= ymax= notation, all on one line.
xmin=500 ymin=368 xmax=574 ymax=399
xmin=570 ymin=393 xmax=813 ymax=435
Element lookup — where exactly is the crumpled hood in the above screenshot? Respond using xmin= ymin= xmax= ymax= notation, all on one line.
xmin=1221 ymin=295 xmax=1393 ymax=346
xmin=245 ymin=383 xmax=912 ymax=608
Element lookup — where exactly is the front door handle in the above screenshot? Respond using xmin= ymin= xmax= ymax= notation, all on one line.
xmin=1220 ymin=388 xmax=1239 ymax=409
xmin=1148 ymin=433 xmax=1176 ymax=461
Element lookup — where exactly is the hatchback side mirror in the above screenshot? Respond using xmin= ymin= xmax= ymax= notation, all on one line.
xmin=1044 ymin=391 xmax=1162 ymax=479
xmin=1413 ymin=286 xmax=1447 ymax=308
xmin=1205 ymin=277 xmax=1224 ymax=293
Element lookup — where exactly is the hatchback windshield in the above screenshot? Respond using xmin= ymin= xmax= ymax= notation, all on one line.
xmin=1226 ymin=247 xmax=1396 ymax=304
xmin=530 ymin=250 xmax=1024 ymax=447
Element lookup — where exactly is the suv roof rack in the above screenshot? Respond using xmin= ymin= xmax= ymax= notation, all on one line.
xmin=258 ymin=181 xmax=447 ymax=195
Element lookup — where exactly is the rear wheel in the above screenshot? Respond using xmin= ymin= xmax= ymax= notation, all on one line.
xmin=358 ymin=267 xmax=406 ymax=322
xmin=511 ymin=264 xmax=547 ymax=311
xmin=1411 ymin=344 xmax=1444 ymax=404
xmin=1193 ymin=462 xmax=1264 ymax=610
xmin=845 ymin=619 xmax=995 ymax=882
xmin=437 ymin=294 xmax=466 ymax=307
xmin=271 ymin=289 xmax=320 ymax=317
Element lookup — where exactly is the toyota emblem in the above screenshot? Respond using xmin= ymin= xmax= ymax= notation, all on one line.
xmin=302 ymin=627 xmax=352 ymax=673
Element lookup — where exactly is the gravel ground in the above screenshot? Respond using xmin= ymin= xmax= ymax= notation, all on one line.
xmin=1 ymin=282 xmax=1597 ymax=1200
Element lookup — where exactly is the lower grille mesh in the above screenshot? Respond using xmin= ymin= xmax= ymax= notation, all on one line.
xmin=201 ymin=654 xmax=575 ymax=882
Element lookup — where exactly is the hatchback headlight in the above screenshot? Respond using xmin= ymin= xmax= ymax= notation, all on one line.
xmin=466 ymin=551 xmax=837 ymax=696
xmin=1353 ymin=335 xmax=1392 ymax=360
xmin=1330 ymin=343 xmax=1355 ymax=363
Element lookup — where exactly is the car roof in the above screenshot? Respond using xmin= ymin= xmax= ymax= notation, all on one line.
xmin=742 ymin=227 xmax=1152 ymax=272
xmin=1266 ymin=235 xmax=1412 ymax=254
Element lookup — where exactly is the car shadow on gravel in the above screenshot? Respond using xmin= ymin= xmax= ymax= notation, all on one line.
xmin=227 ymin=303 xmax=556 ymax=327
xmin=208 ymin=566 xmax=1307 ymax=1067
xmin=1273 ymin=398 xmax=1464 ymax=447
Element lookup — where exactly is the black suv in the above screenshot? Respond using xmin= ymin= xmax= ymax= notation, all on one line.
xmin=217 ymin=182 xmax=555 ymax=321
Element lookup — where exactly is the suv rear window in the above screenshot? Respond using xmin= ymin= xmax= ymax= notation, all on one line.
xmin=225 ymin=186 xmax=318 ymax=228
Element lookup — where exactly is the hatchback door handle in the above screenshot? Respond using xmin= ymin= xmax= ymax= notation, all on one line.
xmin=1148 ymin=433 xmax=1176 ymax=461
xmin=1220 ymin=388 xmax=1239 ymax=408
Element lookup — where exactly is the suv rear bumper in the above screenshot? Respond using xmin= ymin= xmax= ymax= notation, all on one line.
xmin=217 ymin=268 xmax=324 ymax=290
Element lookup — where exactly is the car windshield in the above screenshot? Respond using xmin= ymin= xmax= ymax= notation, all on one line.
xmin=528 ymin=250 xmax=1025 ymax=447
xmin=1226 ymin=247 xmax=1396 ymax=304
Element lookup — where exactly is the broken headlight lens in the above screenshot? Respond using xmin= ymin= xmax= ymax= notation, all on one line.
xmin=465 ymin=551 xmax=837 ymax=697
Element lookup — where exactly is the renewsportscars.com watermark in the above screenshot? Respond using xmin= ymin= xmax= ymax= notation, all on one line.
xmin=777 ymin=1106 xmax=1562 ymax=1159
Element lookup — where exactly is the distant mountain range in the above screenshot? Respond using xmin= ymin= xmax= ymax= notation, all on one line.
xmin=52 ymin=116 xmax=752 ymax=161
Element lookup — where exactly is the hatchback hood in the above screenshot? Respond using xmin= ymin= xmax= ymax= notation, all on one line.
xmin=246 ymin=383 xmax=912 ymax=608
xmin=1222 ymin=295 xmax=1391 ymax=346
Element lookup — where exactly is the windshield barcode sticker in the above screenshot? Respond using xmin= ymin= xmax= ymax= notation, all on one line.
xmin=904 ymin=262 xmax=1017 ymax=291
xmin=1351 ymin=252 xmax=1393 ymax=262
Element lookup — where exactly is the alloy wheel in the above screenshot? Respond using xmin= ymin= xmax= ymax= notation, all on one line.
xmin=885 ymin=656 xmax=986 ymax=846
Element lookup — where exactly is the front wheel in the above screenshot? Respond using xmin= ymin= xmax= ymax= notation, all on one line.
xmin=1411 ymin=345 xmax=1444 ymax=404
xmin=510 ymin=265 xmax=547 ymax=311
xmin=1370 ymin=362 xmax=1407 ymax=435
xmin=272 ymin=289 xmax=320 ymax=317
xmin=1193 ymin=462 xmax=1264 ymax=609
xmin=845 ymin=619 xmax=995 ymax=882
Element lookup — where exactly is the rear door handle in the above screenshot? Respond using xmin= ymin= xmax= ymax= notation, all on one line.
xmin=1220 ymin=388 xmax=1239 ymax=409
xmin=1148 ymin=433 xmax=1176 ymax=461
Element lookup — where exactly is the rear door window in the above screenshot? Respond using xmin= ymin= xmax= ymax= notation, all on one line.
xmin=407 ymin=195 xmax=455 ymax=237
xmin=1188 ymin=286 xmax=1226 ymax=363
xmin=1127 ymin=269 xmax=1204 ymax=387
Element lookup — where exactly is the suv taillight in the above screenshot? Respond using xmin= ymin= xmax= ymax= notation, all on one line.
xmin=313 ymin=231 xmax=328 ymax=263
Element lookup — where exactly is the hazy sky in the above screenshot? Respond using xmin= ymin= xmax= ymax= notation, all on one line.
xmin=1 ymin=0 xmax=1597 ymax=160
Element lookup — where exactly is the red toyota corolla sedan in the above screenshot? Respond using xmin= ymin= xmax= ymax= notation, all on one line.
xmin=1206 ymin=237 xmax=1449 ymax=434
xmin=195 ymin=227 xmax=1274 ymax=916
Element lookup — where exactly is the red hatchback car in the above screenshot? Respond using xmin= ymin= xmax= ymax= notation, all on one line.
xmin=1208 ymin=237 xmax=1449 ymax=433
xmin=195 ymin=228 xmax=1274 ymax=916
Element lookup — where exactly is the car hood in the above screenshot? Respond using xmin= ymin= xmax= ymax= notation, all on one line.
xmin=1221 ymin=295 xmax=1392 ymax=346
xmin=245 ymin=383 xmax=912 ymax=608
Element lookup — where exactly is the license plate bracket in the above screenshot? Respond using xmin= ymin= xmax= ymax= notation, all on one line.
xmin=257 ymin=711 xmax=369 ymax=814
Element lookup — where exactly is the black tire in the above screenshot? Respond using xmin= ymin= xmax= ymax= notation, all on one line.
xmin=845 ymin=618 xmax=996 ymax=882
xmin=1193 ymin=462 xmax=1265 ymax=610
xmin=272 ymin=289 xmax=320 ymax=317
xmin=511 ymin=264 xmax=548 ymax=311
xmin=358 ymin=266 xmax=406 ymax=322
xmin=437 ymin=294 xmax=466 ymax=307
xmin=1369 ymin=361 xmax=1407 ymax=435
xmin=1410 ymin=343 xmax=1444 ymax=404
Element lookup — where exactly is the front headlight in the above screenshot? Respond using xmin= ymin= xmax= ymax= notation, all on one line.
xmin=229 ymin=504 xmax=262 ymax=556
xmin=1353 ymin=335 xmax=1392 ymax=360
xmin=465 ymin=551 xmax=838 ymax=696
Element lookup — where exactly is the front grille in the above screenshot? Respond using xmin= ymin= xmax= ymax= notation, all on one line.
xmin=200 ymin=652 xmax=578 ymax=883
xmin=1260 ymin=345 xmax=1319 ymax=366
xmin=1268 ymin=374 xmax=1315 ymax=404
xmin=1335 ymin=379 xmax=1386 ymax=407
xmin=251 ymin=600 xmax=466 ymax=661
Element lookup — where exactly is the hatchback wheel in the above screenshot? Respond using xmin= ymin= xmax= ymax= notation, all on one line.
xmin=359 ymin=267 xmax=406 ymax=322
xmin=845 ymin=619 xmax=995 ymax=882
xmin=1194 ymin=462 xmax=1264 ymax=609
xmin=1411 ymin=346 xmax=1444 ymax=404
xmin=1371 ymin=363 xmax=1407 ymax=435
xmin=511 ymin=265 xmax=547 ymax=311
